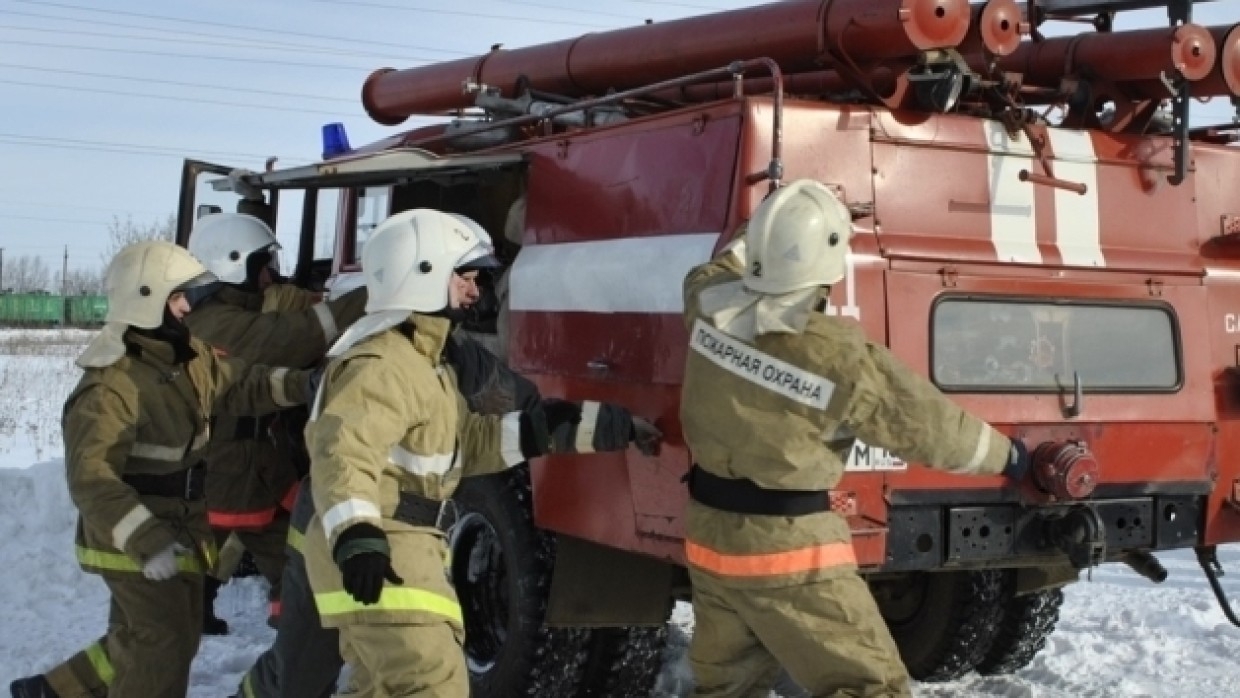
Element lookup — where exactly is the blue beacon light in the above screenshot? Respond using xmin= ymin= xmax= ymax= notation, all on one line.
xmin=321 ymin=122 xmax=352 ymax=159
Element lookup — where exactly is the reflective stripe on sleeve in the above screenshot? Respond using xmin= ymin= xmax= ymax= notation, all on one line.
xmin=388 ymin=446 xmax=456 ymax=477
xmin=962 ymin=424 xmax=994 ymax=474
xmin=575 ymin=401 xmax=600 ymax=454
xmin=684 ymin=539 xmax=856 ymax=577
xmin=286 ymin=526 xmax=304 ymax=554
xmin=130 ymin=442 xmax=184 ymax=462
xmin=500 ymin=411 xmax=523 ymax=466
xmin=315 ymin=586 xmax=463 ymax=623
xmin=312 ymin=303 xmax=339 ymax=344
xmin=269 ymin=367 xmax=293 ymax=407
xmin=321 ymin=498 xmax=381 ymax=539
xmin=111 ymin=505 xmax=152 ymax=551
xmin=85 ymin=641 xmax=116 ymax=686
xmin=75 ymin=545 xmax=203 ymax=574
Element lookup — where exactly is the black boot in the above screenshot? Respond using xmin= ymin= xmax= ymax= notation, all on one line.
xmin=202 ymin=575 xmax=230 ymax=636
xmin=10 ymin=675 xmax=58 ymax=698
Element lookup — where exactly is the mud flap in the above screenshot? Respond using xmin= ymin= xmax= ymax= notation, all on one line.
xmin=546 ymin=534 xmax=675 ymax=627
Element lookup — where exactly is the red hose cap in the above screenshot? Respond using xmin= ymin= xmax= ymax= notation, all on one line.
xmin=1172 ymin=24 xmax=1217 ymax=82
xmin=1032 ymin=441 xmax=1099 ymax=500
xmin=978 ymin=0 xmax=1026 ymax=57
xmin=900 ymin=0 xmax=971 ymax=50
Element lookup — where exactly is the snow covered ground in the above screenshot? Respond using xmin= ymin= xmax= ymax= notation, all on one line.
xmin=1 ymin=328 xmax=1239 ymax=697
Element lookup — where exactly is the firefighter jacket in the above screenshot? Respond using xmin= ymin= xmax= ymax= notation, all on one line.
xmin=305 ymin=313 xmax=527 ymax=626
xmin=185 ymin=284 xmax=367 ymax=530
xmin=306 ymin=314 xmax=524 ymax=537
xmin=680 ymin=250 xmax=1013 ymax=588
xmin=63 ymin=330 xmax=311 ymax=579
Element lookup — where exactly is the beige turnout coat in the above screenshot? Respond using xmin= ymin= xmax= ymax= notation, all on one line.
xmin=680 ymin=249 xmax=1013 ymax=588
xmin=304 ymin=313 xmax=525 ymax=628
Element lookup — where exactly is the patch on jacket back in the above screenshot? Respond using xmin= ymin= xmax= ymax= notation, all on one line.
xmin=690 ymin=319 xmax=834 ymax=409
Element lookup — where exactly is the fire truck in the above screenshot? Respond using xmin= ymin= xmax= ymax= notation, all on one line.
xmin=176 ymin=0 xmax=1240 ymax=693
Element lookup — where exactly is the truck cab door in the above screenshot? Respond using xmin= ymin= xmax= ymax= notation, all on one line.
xmin=174 ymin=159 xmax=279 ymax=246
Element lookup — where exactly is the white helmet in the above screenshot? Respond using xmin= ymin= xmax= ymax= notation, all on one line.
xmin=362 ymin=209 xmax=499 ymax=314
xmin=448 ymin=213 xmax=501 ymax=270
xmin=187 ymin=212 xmax=280 ymax=284
xmin=104 ymin=241 xmax=216 ymax=329
xmin=745 ymin=179 xmax=852 ymax=295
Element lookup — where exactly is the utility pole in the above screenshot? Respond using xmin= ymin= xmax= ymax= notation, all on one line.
xmin=61 ymin=245 xmax=69 ymax=326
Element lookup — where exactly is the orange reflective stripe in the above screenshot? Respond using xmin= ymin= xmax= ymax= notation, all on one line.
xmin=269 ymin=599 xmax=282 ymax=618
xmin=208 ymin=508 xmax=277 ymax=529
xmin=684 ymin=539 xmax=856 ymax=576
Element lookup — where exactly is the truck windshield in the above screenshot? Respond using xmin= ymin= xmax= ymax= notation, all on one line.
xmin=931 ymin=298 xmax=1180 ymax=392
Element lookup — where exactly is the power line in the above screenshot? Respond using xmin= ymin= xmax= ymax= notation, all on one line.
xmin=0 ymin=135 xmax=308 ymax=164
xmin=0 ymin=63 xmax=356 ymax=104
xmin=0 ymin=14 xmax=430 ymax=62
xmin=12 ymin=0 xmax=471 ymax=56
xmin=303 ymin=0 xmax=608 ymax=29
xmin=0 ymin=200 xmax=168 ymax=216
xmin=623 ymin=0 xmax=735 ymax=10
xmin=0 ymin=38 xmax=391 ymax=72
xmin=0 ymin=78 xmax=358 ymax=118
xmin=492 ymin=0 xmax=650 ymax=21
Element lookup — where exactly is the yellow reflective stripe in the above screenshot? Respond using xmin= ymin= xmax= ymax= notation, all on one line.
xmin=316 ymin=587 xmax=462 ymax=624
xmin=241 ymin=671 xmax=255 ymax=698
xmin=111 ymin=505 xmax=152 ymax=551
xmin=500 ymin=411 xmax=523 ymax=466
xmin=286 ymin=526 xmax=304 ymax=554
xmin=575 ymin=401 xmax=600 ymax=453
xmin=312 ymin=302 xmax=339 ymax=343
xmin=75 ymin=545 xmax=203 ymax=574
xmin=130 ymin=442 xmax=184 ymax=462
xmin=270 ymin=367 xmax=293 ymax=407
xmin=86 ymin=641 xmax=115 ymax=686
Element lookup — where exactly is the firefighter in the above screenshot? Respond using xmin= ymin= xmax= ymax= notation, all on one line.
xmin=300 ymin=207 xmax=628 ymax=697
xmin=233 ymin=214 xmax=658 ymax=698
xmin=8 ymin=240 xmax=316 ymax=698
xmin=185 ymin=212 xmax=367 ymax=633
xmin=679 ymin=180 xmax=1032 ymax=697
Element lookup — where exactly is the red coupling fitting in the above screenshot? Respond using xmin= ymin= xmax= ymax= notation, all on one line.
xmin=1032 ymin=441 xmax=1099 ymax=500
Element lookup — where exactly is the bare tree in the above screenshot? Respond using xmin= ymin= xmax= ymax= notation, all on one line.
xmin=101 ymin=214 xmax=176 ymax=265
xmin=4 ymin=255 xmax=52 ymax=293
xmin=57 ymin=267 xmax=105 ymax=295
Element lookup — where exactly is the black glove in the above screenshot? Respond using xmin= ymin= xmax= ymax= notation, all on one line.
xmin=332 ymin=523 xmax=403 ymax=605
xmin=519 ymin=409 xmax=552 ymax=458
xmin=1004 ymin=438 xmax=1031 ymax=481
xmin=542 ymin=399 xmax=582 ymax=432
xmin=630 ymin=416 xmax=662 ymax=457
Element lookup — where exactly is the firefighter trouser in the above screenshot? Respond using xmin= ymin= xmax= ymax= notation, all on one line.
xmin=212 ymin=512 xmax=291 ymax=610
xmin=337 ymin=622 xmax=466 ymax=698
xmin=688 ymin=569 xmax=911 ymax=698
xmin=44 ymin=573 xmax=204 ymax=698
xmin=237 ymin=545 xmax=341 ymax=698
xmin=306 ymin=521 xmax=467 ymax=698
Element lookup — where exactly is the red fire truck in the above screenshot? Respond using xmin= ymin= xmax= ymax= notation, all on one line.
xmin=176 ymin=0 xmax=1240 ymax=694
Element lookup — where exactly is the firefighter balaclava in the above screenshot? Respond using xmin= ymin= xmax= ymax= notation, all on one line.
xmin=698 ymin=179 xmax=852 ymax=341
xmin=326 ymin=208 xmax=498 ymax=357
xmin=78 ymin=241 xmax=216 ymax=368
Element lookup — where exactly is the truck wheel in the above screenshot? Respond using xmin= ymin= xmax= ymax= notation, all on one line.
xmin=576 ymin=624 xmax=669 ymax=697
xmin=975 ymin=585 xmax=1064 ymax=675
xmin=871 ymin=570 xmax=1005 ymax=682
xmin=450 ymin=468 xmax=588 ymax=697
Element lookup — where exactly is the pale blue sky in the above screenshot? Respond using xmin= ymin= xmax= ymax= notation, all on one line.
xmin=0 ymin=0 xmax=1236 ymax=276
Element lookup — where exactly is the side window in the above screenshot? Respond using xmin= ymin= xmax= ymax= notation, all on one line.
xmin=353 ymin=186 xmax=392 ymax=265
xmin=932 ymin=298 xmax=1181 ymax=392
